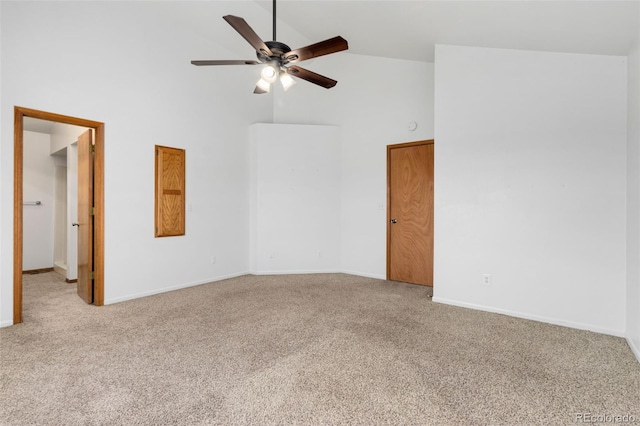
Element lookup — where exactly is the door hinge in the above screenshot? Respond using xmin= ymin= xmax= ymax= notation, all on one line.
xmin=89 ymin=271 xmax=94 ymax=280
xmin=91 ymin=143 xmax=95 ymax=153
xmin=90 ymin=207 xmax=95 ymax=216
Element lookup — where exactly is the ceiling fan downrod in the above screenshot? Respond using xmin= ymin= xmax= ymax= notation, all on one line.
xmin=272 ymin=0 xmax=277 ymax=42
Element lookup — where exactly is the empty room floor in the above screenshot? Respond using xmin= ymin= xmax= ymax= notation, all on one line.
xmin=1 ymin=272 xmax=638 ymax=425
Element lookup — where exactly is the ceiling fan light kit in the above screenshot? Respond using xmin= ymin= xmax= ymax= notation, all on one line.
xmin=191 ymin=0 xmax=348 ymax=94
xmin=255 ymin=78 xmax=271 ymax=94
xmin=280 ymin=72 xmax=296 ymax=91
xmin=260 ymin=64 xmax=278 ymax=83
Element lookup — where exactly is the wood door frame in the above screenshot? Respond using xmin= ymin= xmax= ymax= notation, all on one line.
xmin=13 ymin=106 xmax=105 ymax=324
xmin=386 ymin=139 xmax=434 ymax=281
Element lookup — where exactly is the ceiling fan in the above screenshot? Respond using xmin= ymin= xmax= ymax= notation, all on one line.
xmin=191 ymin=0 xmax=348 ymax=94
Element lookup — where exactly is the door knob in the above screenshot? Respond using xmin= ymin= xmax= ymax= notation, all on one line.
xmin=390 ymin=219 xmax=397 ymax=224
xmin=72 ymin=223 xmax=79 ymax=227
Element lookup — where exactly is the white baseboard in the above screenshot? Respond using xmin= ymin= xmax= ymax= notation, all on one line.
xmin=0 ymin=319 xmax=15 ymax=328
xmin=627 ymin=336 xmax=640 ymax=363
xmin=104 ymin=271 xmax=250 ymax=305
xmin=433 ymin=296 xmax=625 ymax=338
xmin=251 ymin=269 xmax=386 ymax=280
xmin=251 ymin=269 xmax=343 ymax=275
xmin=339 ymin=270 xmax=386 ymax=280
xmin=53 ymin=263 xmax=67 ymax=277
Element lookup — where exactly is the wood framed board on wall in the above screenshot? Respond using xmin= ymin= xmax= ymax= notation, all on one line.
xmin=155 ymin=145 xmax=185 ymax=237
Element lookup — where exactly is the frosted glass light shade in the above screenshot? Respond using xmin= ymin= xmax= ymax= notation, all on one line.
xmin=280 ymin=72 xmax=296 ymax=91
xmin=256 ymin=78 xmax=271 ymax=93
xmin=261 ymin=65 xmax=278 ymax=83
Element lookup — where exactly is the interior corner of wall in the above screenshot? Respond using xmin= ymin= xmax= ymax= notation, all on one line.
xmin=627 ymin=335 xmax=640 ymax=363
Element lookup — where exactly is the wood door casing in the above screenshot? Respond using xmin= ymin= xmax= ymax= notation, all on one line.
xmin=13 ymin=106 xmax=105 ymax=324
xmin=77 ymin=130 xmax=94 ymax=303
xmin=387 ymin=140 xmax=434 ymax=286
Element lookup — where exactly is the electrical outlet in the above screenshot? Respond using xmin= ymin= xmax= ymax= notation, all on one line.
xmin=210 ymin=256 xmax=216 ymax=264
xmin=483 ymin=274 xmax=491 ymax=286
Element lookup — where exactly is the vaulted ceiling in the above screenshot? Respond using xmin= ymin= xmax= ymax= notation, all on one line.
xmin=255 ymin=0 xmax=638 ymax=62
xmin=21 ymin=1 xmax=638 ymax=132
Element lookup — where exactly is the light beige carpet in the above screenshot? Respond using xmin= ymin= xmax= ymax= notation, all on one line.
xmin=1 ymin=272 xmax=638 ymax=425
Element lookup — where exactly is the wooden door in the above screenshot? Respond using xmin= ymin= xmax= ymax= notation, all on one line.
xmin=387 ymin=141 xmax=434 ymax=286
xmin=77 ymin=130 xmax=94 ymax=303
xmin=155 ymin=145 xmax=186 ymax=237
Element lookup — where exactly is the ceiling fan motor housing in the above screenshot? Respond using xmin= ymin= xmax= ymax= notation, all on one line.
xmin=258 ymin=41 xmax=298 ymax=64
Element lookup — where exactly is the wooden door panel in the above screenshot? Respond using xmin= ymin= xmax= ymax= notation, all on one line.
xmin=77 ymin=130 xmax=93 ymax=303
xmin=388 ymin=142 xmax=434 ymax=286
xmin=155 ymin=146 xmax=185 ymax=237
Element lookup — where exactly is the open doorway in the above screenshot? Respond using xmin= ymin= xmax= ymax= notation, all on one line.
xmin=14 ymin=106 xmax=105 ymax=324
xmin=22 ymin=118 xmax=83 ymax=282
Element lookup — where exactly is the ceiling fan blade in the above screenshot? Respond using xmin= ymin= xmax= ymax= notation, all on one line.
xmin=284 ymin=36 xmax=348 ymax=63
xmin=191 ymin=60 xmax=260 ymax=66
xmin=223 ymin=15 xmax=273 ymax=57
xmin=287 ymin=66 xmax=337 ymax=89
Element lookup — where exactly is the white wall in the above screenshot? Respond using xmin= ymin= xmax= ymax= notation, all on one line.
xmin=50 ymin=123 xmax=88 ymax=281
xmin=627 ymin=8 xmax=640 ymax=359
xmin=249 ymin=124 xmax=340 ymax=274
xmin=53 ymin=162 xmax=67 ymax=274
xmin=434 ymin=45 xmax=627 ymax=336
xmin=1 ymin=1 xmax=634 ymax=348
xmin=1 ymin=1 xmax=273 ymax=323
xmin=2 ymin=1 xmax=428 ymax=324
xmin=50 ymin=123 xmax=87 ymax=155
xmin=67 ymin=143 xmax=78 ymax=281
xmin=273 ymin=54 xmax=434 ymax=279
xmin=23 ymin=131 xmax=55 ymax=270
